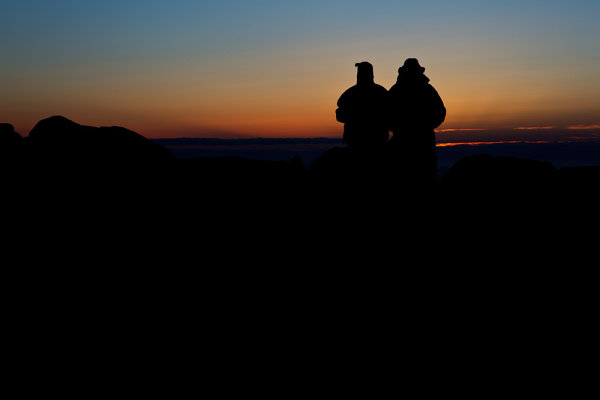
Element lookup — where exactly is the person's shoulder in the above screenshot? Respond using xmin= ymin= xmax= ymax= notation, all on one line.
xmin=372 ymin=83 xmax=389 ymax=94
xmin=374 ymin=83 xmax=388 ymax=91
xmin=337 ymin=85 xmax=357 ymax=103
xmin=425 ymin=82 xmax=441 ymax=94
xmin=340 ymin=85 xmax=359 ymax=96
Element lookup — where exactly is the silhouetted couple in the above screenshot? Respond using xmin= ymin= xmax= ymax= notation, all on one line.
xmin=336 ymin=59 xmax=446 ymax=185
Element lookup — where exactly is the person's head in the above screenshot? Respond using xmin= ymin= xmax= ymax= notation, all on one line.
xmin=398 ymin=58 xmax=425 ymax=75
xmin=355 ymin=62 xmax=374 ymax=85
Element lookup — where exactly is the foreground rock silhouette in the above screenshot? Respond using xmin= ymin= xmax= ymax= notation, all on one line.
xmin=27 ymin=115 xmax=174 ymax=163
xmin=0 ymin=123 xmax=24 ymax=164
xmin=0 ymin=123 xmax=22 ymax=146
xmin=3 ymin=117 xmax=597 ymax=393
xmin=439 ymin=153 xmax=557 ymax=198
xmin=3 ymin=116 xmax=310 ymax=240
xmin=3 ymin=115 xmax=599 ymax=251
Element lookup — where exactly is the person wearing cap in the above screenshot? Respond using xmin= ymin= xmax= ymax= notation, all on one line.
xmin=336 ymin=62 xmax=389 ymax=150
xmin=388 ymin=58 xmax=446 ymax=185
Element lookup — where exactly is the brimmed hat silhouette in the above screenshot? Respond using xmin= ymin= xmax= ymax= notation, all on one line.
xmin=398 ymin=58 xmax=425 ymax=74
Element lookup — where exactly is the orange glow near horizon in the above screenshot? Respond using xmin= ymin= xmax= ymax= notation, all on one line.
xmin=3 ymin=58 xmax=599 ymax=140
xmin=436 ymin=140 xmax=556 ymax=147
xmin=514 ymin=126 xmax=555 ymax=130
xmin=567 ymin=125 xmax=600 ymax=130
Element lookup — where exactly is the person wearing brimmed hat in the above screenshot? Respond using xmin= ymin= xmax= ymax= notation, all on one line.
xmin=336 ymin=62 xmax=389 ymax=150
xmin=388 ymin=58 xmax=446 ymax=186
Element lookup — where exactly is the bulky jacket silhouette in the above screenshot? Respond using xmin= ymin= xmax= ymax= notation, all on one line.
xmin=336 ymin=62 xmax=389 ymax=149
xmin=388 ymin=58 xmax=446 ymax=183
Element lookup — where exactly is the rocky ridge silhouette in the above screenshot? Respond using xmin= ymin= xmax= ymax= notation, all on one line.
xmin=3 ymin=115 xmax=599 ymax=207
xmin=3 ymin=115 xmax=599 ymax=255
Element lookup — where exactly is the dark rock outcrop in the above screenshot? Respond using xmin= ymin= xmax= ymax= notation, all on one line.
xmin=0 ymin=123 xmax=22 ymax=145
xmin=556 ymin=165 xmax=600 ymax=207
xmin=0 ymin=123 xmax=24 ymax=161
xmin=171 ymin=155 xmax=307 ymax=213
xmin=2 ymin=115 xmax=598 ymax=242
xmin=308 ymin=146 xmax=392 ymax=190
xmin=26 ymin=115 xmax=174 ymax=166
xmin=439 ymin=153 xmax=557 ymax=195
xmin=2 ymin=117 xmax=599 ymax=329
xmin=2 ymin=117 xmax=179 ymax=230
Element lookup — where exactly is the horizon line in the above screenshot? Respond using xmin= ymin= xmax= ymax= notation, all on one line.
xmin=150 ymin=126 xmax=600 ymax=140
xmin=152 ymin=138 xmax=600 ymax=146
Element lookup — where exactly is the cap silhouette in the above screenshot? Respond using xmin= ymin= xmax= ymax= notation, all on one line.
xmin=355 ymin=61 xmax=374 ymax=84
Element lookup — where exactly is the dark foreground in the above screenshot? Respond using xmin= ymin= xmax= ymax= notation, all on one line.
xmin=2 ymin=116 xmax=597 ymax=395
xmin=3 ymin=117 xmax=598 ymax=244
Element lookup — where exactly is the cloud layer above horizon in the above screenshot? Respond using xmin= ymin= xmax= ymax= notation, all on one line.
xmin=1 ymin=0 xmax=599 ymax=138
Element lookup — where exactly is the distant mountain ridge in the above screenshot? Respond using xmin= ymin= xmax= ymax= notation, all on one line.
xmin=153 ymin=136 xmax=600 ymax=170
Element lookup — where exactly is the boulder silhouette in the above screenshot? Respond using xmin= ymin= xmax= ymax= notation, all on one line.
xmin=0 ymin=123 xmax=25 ymax=184
xmin=172 ymin=155 xmax=306 ymax=212
xmin=1 ymin=123 xmax=24 ymax=162
xmin=176 ymin=155 xmax=304 ymax=190
xmin=440 ymin=154 xmax=557 ymax=192
xmin=0 ymin=123 xmax=22 ymax=145
xmin=308 ymin=146 xmax=390 ymax=188
xmin=26 ymin=116 xmax=174 ymax=166
xmin=557 ymin=166 xmax=600 ymax=200
xmin=306 ymin=145 xmax=394 ymax=219
xmin=17 ymin=116 xmax=177 ymax=221
xmin=439 ymin=153 xmax=558 ymax=221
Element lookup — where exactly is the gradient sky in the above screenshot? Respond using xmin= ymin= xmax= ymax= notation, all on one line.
xmin=1 ymin=0 xmax=599 ymax=139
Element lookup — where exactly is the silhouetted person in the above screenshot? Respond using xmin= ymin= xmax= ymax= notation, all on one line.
xmin=336 ymin=62 xmax=389 ymax=150
xmin=388 ymin=58 xmax=446 ymax=185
